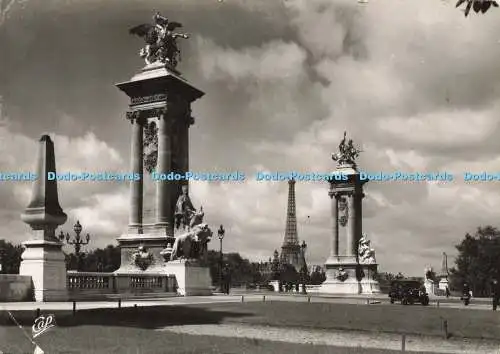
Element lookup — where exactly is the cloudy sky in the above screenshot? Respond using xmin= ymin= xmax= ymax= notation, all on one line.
xmin=1 ymin=0 xmax=500 ymax=276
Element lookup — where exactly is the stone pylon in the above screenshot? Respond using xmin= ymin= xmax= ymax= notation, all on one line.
xmin=20 ymin=135 xmax=68 ymax=302
xmin=114 ymin=61 xmax=204 ymax=274
xmin=318 ymin=133 xmax=380 ymax=295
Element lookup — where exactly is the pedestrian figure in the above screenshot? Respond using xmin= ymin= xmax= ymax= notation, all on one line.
xmin=222 ymin=264 xmax=231 ymax=295
xmin=445 ymin=286 xmax=450 ymax=298
xmin=492 ymin=279 xmax=500 ymax=311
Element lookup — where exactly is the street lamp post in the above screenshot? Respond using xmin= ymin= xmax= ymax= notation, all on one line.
xmin=217 ymin=225 xmax=225 ymax=293
xmin=0 ymin=246 xmax=4 ymax=274
xmin=59 ymin=220 xmax=91 ymax=271
xmin=300 ymin=240 xmax=307 ymax=294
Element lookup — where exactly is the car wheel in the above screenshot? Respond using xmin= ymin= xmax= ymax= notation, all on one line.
xmin=390 ymin=298 xmax=395 ymax=304
xmin=401 ymin=298 xmax=407 ymax=305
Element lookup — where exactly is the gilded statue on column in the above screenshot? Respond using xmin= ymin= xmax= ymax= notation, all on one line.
xmin=129 ymin=12 xmax=189 ymax=67
xmin=332 ymin=131 xmax=362 ymax=166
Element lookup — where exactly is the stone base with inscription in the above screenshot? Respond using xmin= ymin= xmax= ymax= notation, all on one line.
xmin=19 ymin=240 xmax=68 ymax=302
xmin=114 ymin=232 xmax=173 ymax=274
xmin=358 ymin=263 xmax=381 ymax=294
xmin=317 ymin=256 xmax=380 ymax=295
xmin=164 ymin=259 xmax=212 ymax=296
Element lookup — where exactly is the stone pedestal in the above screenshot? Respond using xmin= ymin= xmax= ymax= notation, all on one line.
xmin=114 ymin=232 xmax=173 ymax=274
xmin=164 ymin=260 xmax=212 ymax=296
xmin=269 ymin=280 xmax=280 ymax=292
xmin=318 ymin=255 xmax=379 ymax=295
xmin=19 ymin=240 xmax=67 ymax=302
xmin=424 ymin=279 xmax=435 ymax=296
xmin=439 ymin=277 xmax=449 ymax=291
xmin=358 ymin=263 xmax=381 ymax=294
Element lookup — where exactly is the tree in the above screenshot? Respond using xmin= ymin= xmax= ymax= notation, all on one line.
xmin=64 ymin=245 xmax=121 ymax=272
xmin=455 ymin=0 xmax=498 ymax=17
xmin=279 ymin=263 xmax=299 ymax=284
xmin=375 ymin=271 xmax=406 ymax=290
xmin=450 ymin=226 xmax=500 ymax=297
xmin=0 ymin=239 xmax=23 ymax=274
xmin=298 ymin=264 xmax=310 ymax=284
xmin=205 ymin=250 xmax=263 ymax=286
xmin=425 ymin=268 xmax=438 ymax=282
xmin=310 ymin=267 xmax=326 ymax=285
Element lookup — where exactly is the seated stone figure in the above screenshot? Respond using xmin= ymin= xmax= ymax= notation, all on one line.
xmin=189 ymin=207 xmax=204 ymax=229
xmin=170 ymin=223 xmax=213 ymax=261
xmin=174 ymin=185 xmax=196 ymax=230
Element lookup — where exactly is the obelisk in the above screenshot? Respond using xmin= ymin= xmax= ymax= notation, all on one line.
xmin=20 ymin=135 xmax=68 ymax=301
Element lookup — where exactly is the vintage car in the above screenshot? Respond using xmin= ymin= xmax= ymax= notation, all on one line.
xmin=389 ymin=280 xmax=429 ymax=305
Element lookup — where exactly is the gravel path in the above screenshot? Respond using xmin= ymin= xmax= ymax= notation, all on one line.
xmin=158 ymin=324 xmax=500 ymax=353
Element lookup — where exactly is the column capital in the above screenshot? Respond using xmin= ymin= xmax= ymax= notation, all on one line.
xmin=126 ymin=110 xmax=139 ymax=122
xmin=127 ymin=107 xmax=168 ymax=122
xmin=126 ymin=111 xmax=148 ymax=125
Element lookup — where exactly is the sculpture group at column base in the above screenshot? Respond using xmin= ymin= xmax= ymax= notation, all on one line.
xmin=317 ymin=256 xmax=380 ymax=295
xmin=163 ymin=259 xmax=212 ymax=296
xmin=424 ymin=279 xmax=435 ymax=297
xmin=19 ymin=240 xmax=68 ymax=302
xmin=114 ymin=232 xmax=174 ymax=275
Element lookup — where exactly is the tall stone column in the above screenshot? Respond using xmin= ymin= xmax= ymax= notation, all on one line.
xmin=329 ymin=191 xmax=339 ymax=257
xmin=115 ymin=61 xmax=204 ymax=274
xmin=155 ymin=109 xmax=173 ymax=234
xmin=128 ymin=113 xmax=144 ymax=233
xmin=179 ymin=115 xmax=192 ymax=184
xmin=346 ymin=193 xmax=356 ymax=256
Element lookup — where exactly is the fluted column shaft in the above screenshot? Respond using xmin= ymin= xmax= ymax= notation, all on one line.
xmin=329 ymin=191 xmax=339 ymax=257
xmin=155 ymin=110 xmax=172 ymax=233
xmin=347 ymin=193 xmax=356 ymax=256
xmin=129 ymin=114 xmax=144 ymax=232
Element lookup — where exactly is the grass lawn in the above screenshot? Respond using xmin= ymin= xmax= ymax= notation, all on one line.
xmin=204 ymin=301 xmax=500 ymax=339
xmin=0 ymin=301 xmax=497 ymax=353
xmin=1 ymin=328 xmax=420 ymax=354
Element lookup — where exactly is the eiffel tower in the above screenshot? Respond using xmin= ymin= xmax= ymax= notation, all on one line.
xmin=279 ymin=179 xmax=307 ymax=271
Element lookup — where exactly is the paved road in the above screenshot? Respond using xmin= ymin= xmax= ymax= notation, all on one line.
xmin=159 ymin=323 xmax=500 ymax=354
xmin=1 ymin=294 xmax=498 ymax=354
xmin=0 ymin=293 xmax=494 ymax=311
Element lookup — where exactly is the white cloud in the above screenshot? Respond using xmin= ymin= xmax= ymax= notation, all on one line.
xmin=378 ymin=109 xmax=497 ymax=147
xmin=0 ymin=123 xmax=131 ymax=249
xmin=4 ymin=0 xmax=500 ymax=276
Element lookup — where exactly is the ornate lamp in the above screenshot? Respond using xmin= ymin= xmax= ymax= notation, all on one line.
xmin=217 ymin=225 xmax=225 ymax=292
xmin=59 ymin=220 xmax=91 ymax=271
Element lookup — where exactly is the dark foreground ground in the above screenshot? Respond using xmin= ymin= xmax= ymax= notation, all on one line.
xmin=0 ymin=301 xmax=498 ymax=353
